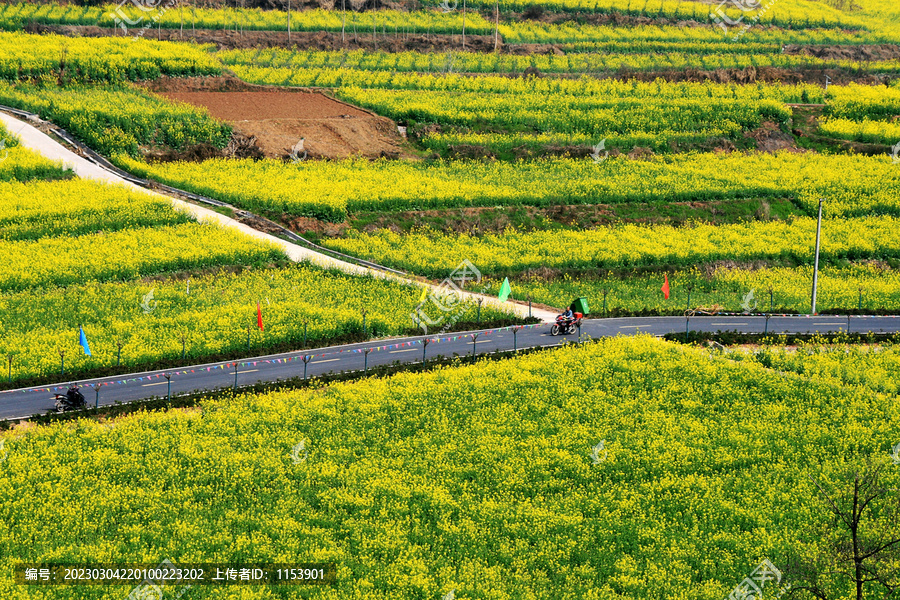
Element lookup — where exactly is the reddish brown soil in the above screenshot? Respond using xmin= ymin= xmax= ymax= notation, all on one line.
xmin=161 ymin=90 xmax=371 ymax=121
xmin=509 ymin=8 xmax=706 ymax=28
xmin=156 ymin=85 xmax=407 ymax=160
xmin=289 ymin=216 xmax=350 ymax=236
xmin=623 ymin=66 xmax=890 ymax=85
xmin=290 ymin=199 xmax=788 ymax=238
xmin=786 ymin=43 xmax=900 ymax=62
xmin=743 ymin=120 xmax=799 ymax=153
xmin=141 ymin=74 xmax=264 ymax=93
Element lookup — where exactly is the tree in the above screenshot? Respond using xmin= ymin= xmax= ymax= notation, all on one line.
xmin=783 ymin=460 xmax=900 ymax=600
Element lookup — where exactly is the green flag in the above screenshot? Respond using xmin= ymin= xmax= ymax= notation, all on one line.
xmin=498 ymin=277 xmax=511 ymax=302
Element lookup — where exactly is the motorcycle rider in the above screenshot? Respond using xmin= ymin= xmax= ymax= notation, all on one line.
xmin=66 ymin=384 xmax=84 ymax=407
xmin=559 ymin=306 xmax=575 ymax=324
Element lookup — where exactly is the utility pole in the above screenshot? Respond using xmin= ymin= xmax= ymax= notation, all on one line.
xmin=811 ymin=198 xmax=824 ymax=315
xmin=493 ymin=0 xmax=499 ymax=52
xmin=287 ymin=0 xmax=291 ymax=43
xmin=462 ymin=0 xmax=466 ymax=49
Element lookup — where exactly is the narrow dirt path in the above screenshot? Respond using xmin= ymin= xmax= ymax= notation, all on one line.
xmin=0 ymin=112 xmax=558 ymax=322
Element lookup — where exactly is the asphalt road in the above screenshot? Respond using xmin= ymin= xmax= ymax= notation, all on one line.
xmin=2 ymin=314 xmax=898 ymax=421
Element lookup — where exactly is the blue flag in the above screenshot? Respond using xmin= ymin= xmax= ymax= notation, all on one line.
xmin=78 ymin=326 xmax=92 ymax=356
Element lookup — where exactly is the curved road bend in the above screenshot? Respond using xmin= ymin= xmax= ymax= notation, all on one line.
xmin=0 ymin=111 xmax=558 ymax=323
xmin=2 ymin=314 xmax=898 ymax=420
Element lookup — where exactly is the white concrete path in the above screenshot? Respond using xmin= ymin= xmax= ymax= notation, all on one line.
xmin=1 ymin=112 xmax=558 ymax=322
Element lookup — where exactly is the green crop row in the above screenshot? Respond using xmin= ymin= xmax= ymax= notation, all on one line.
xmin=0 ymin=31 xmax=220 ymax=83
xmin=502 ymin=21 xmax=895 ymax=45
xmin=337 ymin=86 xmax=792 ymax=137
xmin=322 ymin=213 xmax=900 ymax=277
xmin=227 ymin=62 xmax=827 ymax=101
xmin=226 ymin=53 xmax=893 ymax=87
xmin=826 ymin=82 xmax=900 ymax=121
xmin=0 ymin=179 xmax=190 ymax=241
xmin=478 ymin=264 xmax=900 ymax=315
xmin=818 ymin=117 xmax=900 ymax=145
xmin=122 ymin=151 xmax=900 ymax=223
xmin=0 ymin=82 xmax=231 ymax=158
xmin=221 ymin=45 xmax=856 ymax=74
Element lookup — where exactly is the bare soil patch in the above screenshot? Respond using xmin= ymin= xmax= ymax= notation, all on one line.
xmin=141 ymin=74 xmax=263 ymax=94
xmin=785 ymin=43 xmax=900 ymax=62
xmin=509 ymin=10 xmax=702 ymax=28
xmin=161 ymin=90 xmax=371 ymax=121
xmin=152 ymin=81 xmax=407 ymax=160
xmin=623 ymin=66 xmax=890 ymax=85
xmin=288 ymin=197 xmax=797 ymax=239
xmin=288 ymin=216 xmax=349 ymax=237
xmin=744 ymin=120 xmax=799 ymax=153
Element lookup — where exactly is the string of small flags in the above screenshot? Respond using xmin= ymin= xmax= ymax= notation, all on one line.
xmin=18 ymin=324 xmax=543 ymax=395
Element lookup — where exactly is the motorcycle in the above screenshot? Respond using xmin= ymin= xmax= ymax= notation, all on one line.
xmin=550 ymin=313 xmax=582 ymax=336
xmin=54 ymin=388 xmax=86 ymax=412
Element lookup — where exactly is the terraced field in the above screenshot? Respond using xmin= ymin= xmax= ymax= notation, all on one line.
xmin=0 ymin=142 xmax=513 ymax=384
xmin=1 ymin=1 xmax=899 ymax=598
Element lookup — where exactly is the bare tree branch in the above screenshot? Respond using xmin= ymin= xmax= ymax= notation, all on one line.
xmin=809 ymin=472 xmax=854 ymax=530
xmin=859 ymin=537 xmax=900 ymax=561
xmin=804 ymin=462 xmax=900 ymax=600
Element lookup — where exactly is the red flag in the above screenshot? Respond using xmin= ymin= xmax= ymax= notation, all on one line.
xmin=661 ymin=274 xmax=670 ymax=300
xmin=257 ymin=301 xmax=264 ymax=331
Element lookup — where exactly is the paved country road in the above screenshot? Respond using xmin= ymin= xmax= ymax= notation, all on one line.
xmin=2 ymin=314 xmax=897 ymax=421
xmin=3 ymin=110 xmax=898 ymax=421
